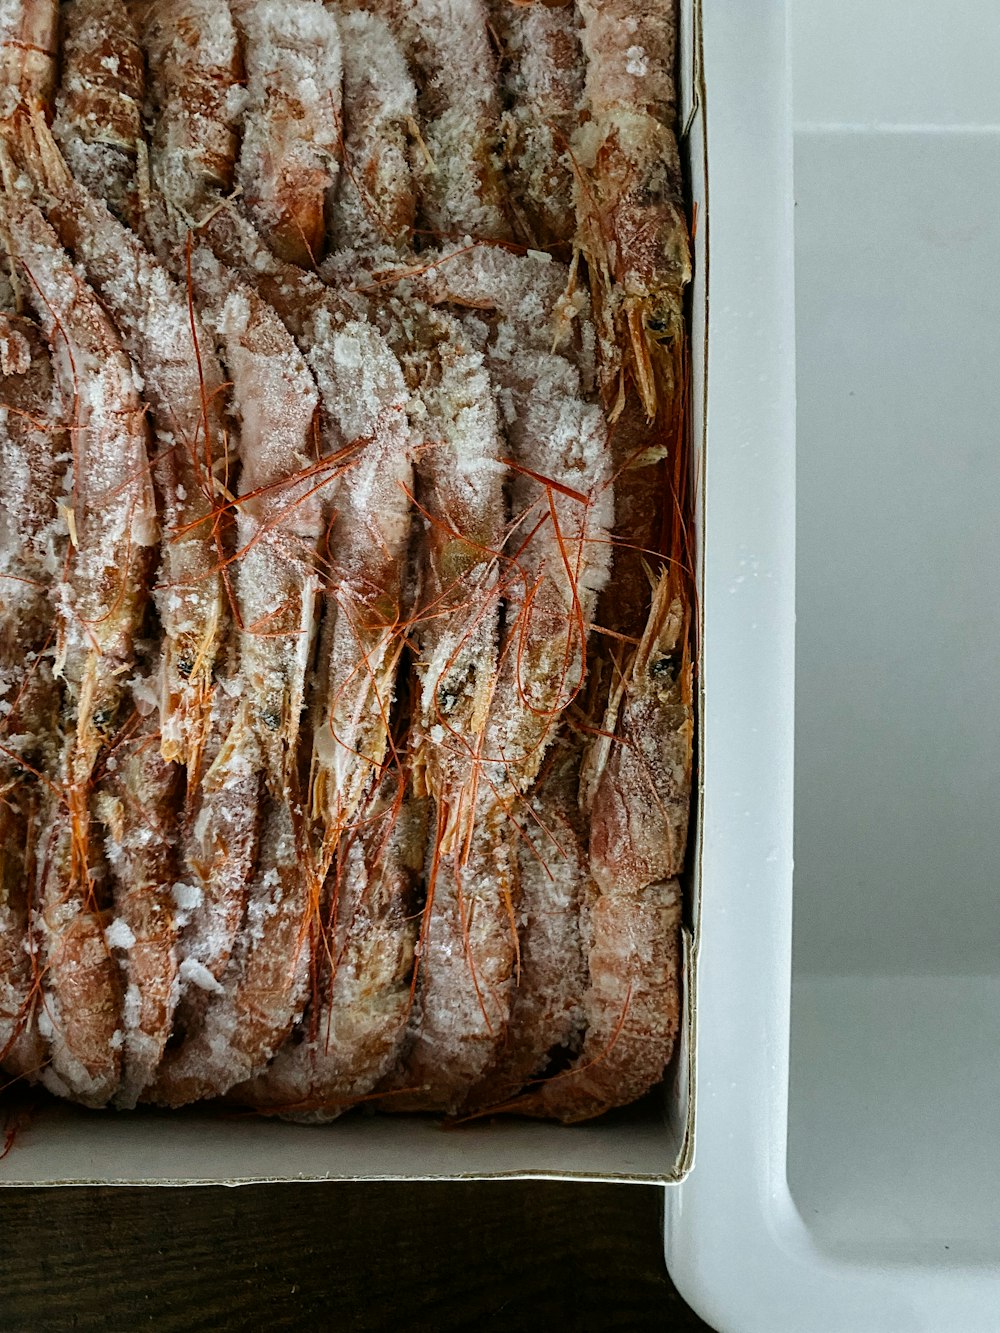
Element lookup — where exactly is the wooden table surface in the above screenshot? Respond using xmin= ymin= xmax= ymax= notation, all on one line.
xmin=0 ymin=1182 xmax=712 ymax=1331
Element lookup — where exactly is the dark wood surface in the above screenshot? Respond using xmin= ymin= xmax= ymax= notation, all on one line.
xmin=0 ymin=1182 xmax=712 ymax=1331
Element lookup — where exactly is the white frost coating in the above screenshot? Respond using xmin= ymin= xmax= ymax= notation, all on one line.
xmin=105 ymin=918 xmax=137 ymax=951
xmin=179 ymin=957 xmax=226 ymax=995
xmin=172 ymin=882 xmax=204 ymax=912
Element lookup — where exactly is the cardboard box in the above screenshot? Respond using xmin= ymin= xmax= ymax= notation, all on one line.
xmin=0 ymin=0 xmax=708 ymax=1189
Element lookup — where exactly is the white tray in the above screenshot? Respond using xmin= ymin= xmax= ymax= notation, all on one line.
xmin=665 ymin=2 xmax=1000 ymax=1328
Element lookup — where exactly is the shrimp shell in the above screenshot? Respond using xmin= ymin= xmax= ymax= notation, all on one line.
xmin=572 ymin=0 xmax=690 ymax=415
xmin=95 ymin=706 xmax=181 ymax=1108
xmin=490 ymin=0 xmax=583 ymax=248
xmin=379 ymin=798 xmax=517 ymax=1114
xmin=234 ymin=779 xmax=424 ymax=1119
xmin=329 ymin=7 xmax=417 ymax=254
xmin=25 ymin=116 xmax=230 ymax=771
xmin=149 ymin=795 xmax=310 ymax=1105
xmin=588 ymin=571 xmax=693 ymax=895
xmin=0 ymin=0 xmax=57 ymax=127
xmin=0 ymin=790 xmax=44 ymax=1080
xmin=409 ymin=310 xmax=506 ymax=851
xmin=460 ymin=739 xmax=587 ymax=1113
xmin=53 ymin=0 xmax=146 ymax=230
xmin=231 ymin=0 xmax=342 ymax=268
xmin=360 ymin=0 xmax=511 ymax=241
xmin=2 ymin=188 xmax=155 ymax=1107
xmin=137 ymin=0 xmax=244 ymax=221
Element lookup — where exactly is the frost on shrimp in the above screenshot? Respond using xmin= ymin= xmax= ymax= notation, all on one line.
xmin=359 ymin=0 xmax=510 ymax=241
xmin=25 ymin=115 xmax=230 ymax=771
xmin=489 ymin=0 xmax=584 ymax=249
xmin=149 ymin=794 xmax=311 ymax=1106
xmin=135 ymin=0 xmax=244 ymax=230
xmin=95 ymin=701 xmax=181 ymax=1108
xmin=2 ymin=189 xmax=156 ymax=1107
xmin=460 ymin=738 xmax=589 ymax=1114
xmin=53 ymin=0 xmax=146 ymax=230
xmin=230 ymin=0 xmax=342 ymax=269
xmin=572 ymin=0 xmax=691 ymax=416
xmin=0 ymin=309 xmax=68 ymax=1080
xmin=409 ymin=311 xmax=506 ymax=851
xmin=189 ymin=245 xmax=326 ymax=790
xmin=308 ymin=315 xmax=413 ymax=860
xmin=234 ymin=777 xmax=425 ymax=1119
xmin=0 ymin=0 xmax=57 ymax=129
xmin=379 ymin=797 xmax=517 ymax=1114
xmin=481 ymin=349 xmax=613 ymax=797
xmin=328 ymin=8 xmax=417 ymax=256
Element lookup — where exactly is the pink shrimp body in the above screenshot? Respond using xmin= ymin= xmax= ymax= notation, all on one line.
xmin=491 ymin=0 xmax=583 ymax=247
xmin=53 ymin=0 xmax=146 ymax=229
xmin=95 ymin=704 xmax=181 ymax=1107
xmin=329 ymin=7 xmax=417 ymax=253
xmin=235 ymin=778 xmax=424 ymax=1118
xmin=0 ymin=0 xmax=57 ymax=128
xmin=232 ymin=0 xmax=343 ymax=268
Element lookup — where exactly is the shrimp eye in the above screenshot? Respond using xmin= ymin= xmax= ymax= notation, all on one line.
xmin=651 ymin=654 xmax=678 ymax=683
xmin=92 ymin=707 xmax=115 ymax=732
xmin=177 ymin=657 xmax=194 ymax=679
xmin=437 ymin=686 xmax=458 ymax=716
xmin=262 ymin=708 xmax=282 ymax=731
xmin=647 ymin=316 xmax=668 ymax=334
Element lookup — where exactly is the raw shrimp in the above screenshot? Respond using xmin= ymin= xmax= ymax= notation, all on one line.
xmin=328 ymin=7 xmax=417 ymax=254
xmin=136 ymin=0 xmax=244 ymax=222
xmin=95 ymin=701 xmax=181 ymax=1108
xmin=234 ymin=777 xmax=424 ymax=1119
xmin=509 ymin=876 xmax=682 ymax=1123
xmin=572 ymin=0 xmax=691 ymax=416
xmin=588 ymin=570 xmax=693 ymax=895
xmin=149 ymin=794 xmax=310 ymax=1105
xmin=53 ymin=0 xmax=146 ymax=229
xmin=379 ymin=797 xmax=517 ymax=1113
xmin=479 ymin=346 xmax=613 ymax=799
xmin=409 ymin=310 xmax=506 ymax=853
xmin=360 ymin=0 xmax=511 ymax=241
xmin=0 ymin=0 xmax=57 ymax=128
xmin=2 ymin=185 xmax=156 ymax=1107
xmin=460 ymin=737 xmax=588 ymax=1113
xmin=26 ymin=115 xmax=229 ymax=771
xmin=489 ymin=0 xmax=583 ymax=248
xmin=188 ymin=243 xmax=325 ymax=791
xmin=230 ymin=0 xmax=342 ymax=268
xmin=0 ymin=308 xmax=68 ymax=1080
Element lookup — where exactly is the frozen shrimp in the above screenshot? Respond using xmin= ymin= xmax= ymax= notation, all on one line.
xmin=149 ymin=794 xmax=309 ymax=1105
xmin=0 ymin=0 xmax=57 ymax=129
xmin=26 ymin=116 xmax=229 ymax=771
xmin=572 ymin=0 xmax=690 ymax=416
xmin=135 ymin=0 xmax=244 ymax=223
xmin=2 ymin=189 xmax=156 ymax=1106
xmin=480 ymin=346 xmax=612 ymax=798
xmin=409 ymin=310 xmax=506 ymax=852
xmin=235 ymin=776 xmax=424 ymax=1119
xmin=328 ymin=7 xmax=417 ymax=255
xmin=460 ymin=737 xmax=588 ymax=1113
xmin=379 ymin=797 xmax=517 ymax=1113
xmin=509 ymin=875 xmax=682 ymax=1123
xmin=0 ymin=308 xmax=68 ymax=1080
xmin=360 ymin=0 xmax=511 ymax=242
xmin=228 ymin=0 xmax=342 ymax=269
xmin=587 ymin=570 xmax=692 ymax=896
xmin=95 ymin=701 xmax=181 ymax=1107
xmin=489 ymin=0 xmax=583 ymax=248
xmin=53 ymin=0 xmax=146 ymax=230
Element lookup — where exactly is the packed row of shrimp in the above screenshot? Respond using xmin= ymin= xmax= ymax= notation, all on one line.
xmin=0 ymin=0 xmax=692 ymax=1123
